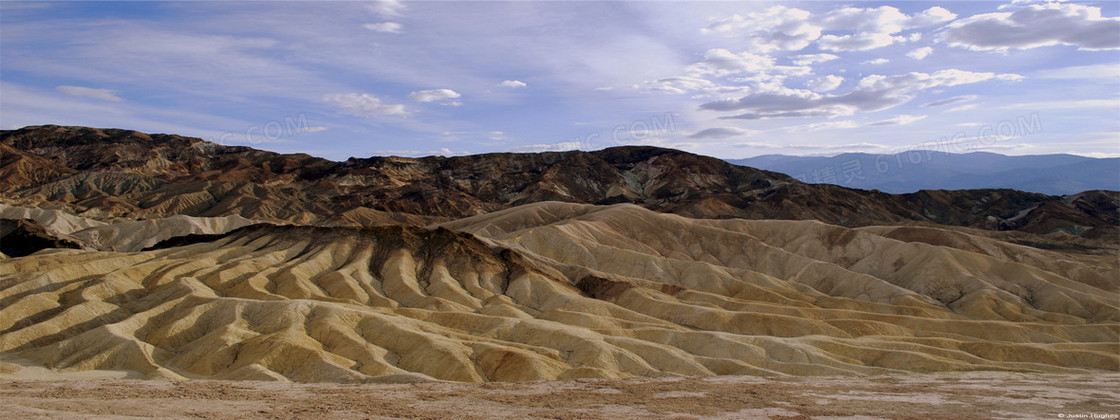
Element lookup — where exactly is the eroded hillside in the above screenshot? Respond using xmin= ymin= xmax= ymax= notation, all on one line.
xmin=2 ymin=125 xmax=1117 ymax=383
xmin=1 ymin=203 xmax=1115 ymax=382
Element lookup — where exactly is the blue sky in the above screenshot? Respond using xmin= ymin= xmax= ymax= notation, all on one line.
xmin=2 ymin=1 xmax=1118 ymax=160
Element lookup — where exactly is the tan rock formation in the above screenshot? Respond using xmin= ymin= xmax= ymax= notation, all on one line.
xmin=1 ymin=203 xmax=1115 ymax=382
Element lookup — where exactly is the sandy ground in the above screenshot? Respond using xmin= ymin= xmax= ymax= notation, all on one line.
xmin=1 ymin=372 xmax=1117 ymax=419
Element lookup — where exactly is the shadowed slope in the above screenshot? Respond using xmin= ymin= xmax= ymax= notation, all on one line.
xmin=0 ymin=219 xmax=82 ymax=257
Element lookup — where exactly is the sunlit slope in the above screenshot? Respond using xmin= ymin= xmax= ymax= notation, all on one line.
xmin=1 ymin=203 xmax=1116 ymax=382
xmin=446 ymin=203 xmax=1117 ymax=321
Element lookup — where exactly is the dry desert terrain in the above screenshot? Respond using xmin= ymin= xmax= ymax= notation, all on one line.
xmin=1 ymin=369 xmax=1118 ymax=419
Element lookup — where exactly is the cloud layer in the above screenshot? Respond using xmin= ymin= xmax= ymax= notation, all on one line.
xmin=497 ymin=80 xmax=527 ymax=88
xmin=700 ymin=70 xmax=1021 ymax=120
xmin=409 ymin=88 xmax=461 ymax=105
xmin=2 ymin=1 xmax=1118 ymax=160
xmin=941 ymin=3 xmax=1120 ymax=51
xmin=55 ymin=85 xmax=123 ymax=102
xmin=703 ymin=5 xmax=956 ymax=53
xmin=322 ymin=93 xmax=408 ymax=117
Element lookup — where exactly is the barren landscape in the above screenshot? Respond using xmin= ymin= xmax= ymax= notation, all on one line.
xmin=5 ymin=1 xmax=1120 ymax=418
xmin=2 ymin=370 xmax=1117 ymax=419
xmin=1 ymin=126 xmax=1117 ymax=418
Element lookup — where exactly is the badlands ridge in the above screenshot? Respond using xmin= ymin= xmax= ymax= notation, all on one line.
xmin=0 ymin=126 xmax=1117 ymax=382
xmin=1 ymin=202 xmax=1116 ymax=382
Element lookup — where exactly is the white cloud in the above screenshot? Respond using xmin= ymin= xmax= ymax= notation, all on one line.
xmin=702 ymin=69 xmax=1021 ymax=120
xmin=322 ymin=93 xmax=408 ymax=117
xmin=646 ymin=76 xmax=749 ymax=96
xmin=497 ymin=80 xmax=527 ymax=88
xmin=687 ymin=127 xmax=758 ymax=139
xmin=907 ymin=46 xmax=934 ymax=60
xmin=703 ymin=5 xmax=953 ymax=53
xmin=787 ymin=120 xmax=859 ymax=132
xmin=819 ymin=6 xmax=907 ymax=34
xmin=647 ymin=76 xmax=717 ymax=94
xmin=815 ymin=6 xmax=955 ymax=52
xmin=909 ymin=6 xmax=957 ymax=27
xmin=921 ymin=95 xmax=977 ymax=107
xmin=372 ymin=148 xmax=471 ymax=157
xmin=1069 ymin=151 xmax=1120 ymax=159
xmin=946 ymin=104 xmax=979 ymax=113
xmin=857 ymin=69 xmax=1022 ymax=90
xmin=819 ymin=32 xmax=904 ymax=51
xmin=817 ymin=7 xmax=909 ymax=50
xmin=702 ymin=6 xmax=822 ymax=52
xmin=408 ymin=88 xmax=461 ymax=105
xmin=806 ymin=75 xmax=844 ymax=92
xmin=862 ymin=58 xmax=890 ymax=65
xmin=369 ymin=149 xmax=422 ymax=156
xmin=510 ymin=142 xmax=585 ymax=153
xmin=770 ymin=65 xmax=812 ymax=77
xmin=364 ymin=22 xmax=403 ymax=34
xmin=368 ymin=0 xmax=404 ymax=18
xmin=731 ymin=141 xmax=783 ymax=149
xmin=436 ymin=130 xmax=506 ymax=144
xmin=941 ymin=3 xmax=1120 ymax=51
xmin=867 ymin=114 xmax=927 ymax=127
xmin=703 ymin=5 xmax=957 ymax=55
xmin=55 ymin=85 xmax=123 ymax=102
xmin=791 ymin=53 xmax=839 ymax=65
xmin=687 ymin=48 xmax=775 ymax=76
xmin=650 ymin=47 xmax=818 ymax=98
xmin=1004 ymin=99 xmax=1120 ymax=110
xmin=1035 ymin=63 xmax=1120 ymax=80
xmin=299 ymin=126 xmax=328 ymax=133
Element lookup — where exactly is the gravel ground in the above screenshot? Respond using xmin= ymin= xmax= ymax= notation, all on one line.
xmin=1 ymin=372 xmax=1118 ymax=419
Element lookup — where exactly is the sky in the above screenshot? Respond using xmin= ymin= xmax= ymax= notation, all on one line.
xmin=1 ymin=1 xmax=1118 ymax=161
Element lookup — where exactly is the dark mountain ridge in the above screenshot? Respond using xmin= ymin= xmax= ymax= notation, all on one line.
xmin=2 ymin=125 xmax=1117 ymax=244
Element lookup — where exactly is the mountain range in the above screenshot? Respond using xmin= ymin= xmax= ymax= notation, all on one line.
xmin=2 ymin=125 xmax=1116 ymax=243
xmin=729 ymin=152 xmax=1120 ymax=195
xmin=0 ymin=125 xmax=1117 ymax=383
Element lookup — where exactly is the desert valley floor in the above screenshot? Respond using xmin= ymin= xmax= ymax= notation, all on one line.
xmin=1 ymin=372 xmax=1118 ymax=419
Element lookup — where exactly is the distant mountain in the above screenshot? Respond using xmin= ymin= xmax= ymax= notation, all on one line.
xmin=727 ymin=152 xmax=1120 ymax=195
